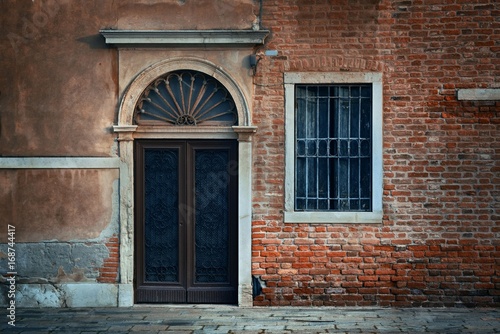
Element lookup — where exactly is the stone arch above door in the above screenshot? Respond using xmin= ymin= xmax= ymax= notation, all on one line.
xmin=135 ymin=70 xmax=238 ymax=126
xmin=118 ymin=57 xmax=251 ymax=129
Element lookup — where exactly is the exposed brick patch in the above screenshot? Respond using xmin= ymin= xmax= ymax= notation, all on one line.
xmin=97 ymin=235 xmax=119 ymax=283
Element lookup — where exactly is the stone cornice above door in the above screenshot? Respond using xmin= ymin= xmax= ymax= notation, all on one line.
xmin=100 ymin=29 xmax=269 ymax=47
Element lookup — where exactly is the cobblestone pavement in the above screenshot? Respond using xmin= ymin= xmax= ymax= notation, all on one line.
xmin=2 ymin=306 xmax=500 ymax=333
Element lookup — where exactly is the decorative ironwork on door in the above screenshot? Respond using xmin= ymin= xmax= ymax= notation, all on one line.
xmin=135 ymin=140 xmax=238 ymax=304
xmin=194 ymin=150 xmax=231 ymax=284
xmin=144 ymin=149 xmax=179 ymax=283
xmin=135 ymin=71 xmax=237 ymax=126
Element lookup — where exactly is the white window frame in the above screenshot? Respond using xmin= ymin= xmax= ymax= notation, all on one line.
xmin=284 ymin=72 xmax=383 ymax=224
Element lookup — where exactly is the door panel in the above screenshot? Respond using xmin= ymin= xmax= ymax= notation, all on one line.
xmin=144 ymin=148 xmax=181 ymax=284
xmin=135 ymin=140 xmax=238 ymax=304
xmin=194 ymin=149 xmax=231 ymax=284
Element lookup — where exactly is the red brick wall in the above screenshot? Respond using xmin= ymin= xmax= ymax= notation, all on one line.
xmin=98 ymin=235 xmax=119 ymax=283
xmin=252 ymin=0 xmax=499 ymax=307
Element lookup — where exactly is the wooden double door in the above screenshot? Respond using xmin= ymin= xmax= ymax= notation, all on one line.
xmin=135 ymin=140 xmax=238 ymax=304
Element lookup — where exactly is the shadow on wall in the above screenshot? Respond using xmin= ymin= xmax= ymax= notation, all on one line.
xmin=77 ymin=34 xmax=110 ymax=50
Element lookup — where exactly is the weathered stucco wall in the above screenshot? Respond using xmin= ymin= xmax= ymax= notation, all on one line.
xmin=0 ymin=169 xmax=118 ymax=242
xmin=0 ymin=0 xmax=118 ymax=156
xmin=116 ymin=0 xmax=257 ymax=30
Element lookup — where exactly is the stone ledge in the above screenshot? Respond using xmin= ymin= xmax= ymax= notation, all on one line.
xmin=457 ymin=88 xmax=500 ymax=101
xmin=0 ymin=283 xmax=118 ymax=307
xmin=100 ymin=29 xmax=269 ymax=46
xmin=283 ymin=211 xmax=383 ymax=224
xmin=0 ymin=157 xmax=120 ymax=169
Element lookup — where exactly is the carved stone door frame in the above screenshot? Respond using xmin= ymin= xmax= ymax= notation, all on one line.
xmin=113 ymin=57 xmax=256 ymax=306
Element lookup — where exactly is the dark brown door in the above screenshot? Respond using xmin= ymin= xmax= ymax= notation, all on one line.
xmin=135 ymin=140 xmax=238 ymax=304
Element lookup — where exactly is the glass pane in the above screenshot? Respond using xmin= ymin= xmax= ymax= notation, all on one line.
xmin=296 ymin=157 xmax=307 ymax=199
xmin=194 ymin=149 xmax=230 ymax=283
xmin=296 ymin=198 xmax=306 ymax=210
xmin=339 ymin=140 xmax=349 ymax=156
xmin=144 ymin=149 xmax=179 ymax=282
xmin=338 ymin=158 xmax=349 ymax=198
xmin=360 ymin=98 xmax=371 ymax=139
xmin=350 ymin=98 xmax=360 ymax=138
xmin=318 ymin=86 xmax=329 ymax=96
xmin=330 ymin=98 xmax=337 ymax=138
xmin=351 ymin=86 xmax=360 ymax=98
xmin=339 ymin=86 xmax=349 ymax=97
xmin=350 ymin=140 xmax=359 ymax=157
xmin=307 ymin=140 xmax=317 ymax=156
xmin=296 ymin=95 xmax=307 ymax=139
xmin=318 ymin=157 xmax=329 ymax=198
xmin=332 ymin=86 xmax=339 ymax=97
xmin=360 ymin=157 xmax=371 ymax=200
xmin=318 ymin=97 xmax=329 ymax=138
xmin=297 ymin=140 xmax=306 ymax=156
xmin=296 ymin=86 xmax=307 ymax=99
xmin=338 ymin=99 xmax=350 ymax=138
xmin=306 ymin=98 xmax=317 ymax=139
xmin=330 ymin=158 xmax=338 ymax=199
xmin=361 ymin=85 xmax=371 ymax=97
xmin=307 ymin=85 xmax=318 ymax=97
xmin=307 ymin=157 xmax=317 ymax=198
xmin=360 ymin=140 xmax=371 ymax=156
xmin=318 ymin=200 xmax=329 ymax=210
xmin=330 ymin=139 xmax=338 ymax=157
xmin=349 ymin=158 xmax=360 ymax=198
xmin=318 ymin=140 xmax=328 ymax=156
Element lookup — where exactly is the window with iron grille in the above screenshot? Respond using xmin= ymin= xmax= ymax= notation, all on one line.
xmin=295 ymin=84 xmax=372 ymax=212
xmin=284 ymin=72 xmax=383 ymax=224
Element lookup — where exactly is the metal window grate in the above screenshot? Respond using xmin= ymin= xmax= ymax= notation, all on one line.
xmin=295 ymin=84 xmax=372 ymax=212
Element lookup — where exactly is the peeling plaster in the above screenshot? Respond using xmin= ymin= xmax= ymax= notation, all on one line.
xmin=16 ymin=284 xmax=65 ymax=308
xmin=0 ymin=242 xmax=109 ymax=283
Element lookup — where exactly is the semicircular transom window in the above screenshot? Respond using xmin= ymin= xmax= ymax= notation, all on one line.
xmin=135 ymin=70 xmax=237 ymax=126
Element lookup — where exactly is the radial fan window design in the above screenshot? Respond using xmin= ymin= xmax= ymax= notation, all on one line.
xmin=135 ymin=70 xmax=238 ymax=126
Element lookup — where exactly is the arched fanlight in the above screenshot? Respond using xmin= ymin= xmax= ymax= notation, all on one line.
xmin=135 ymin=70 xmax=237 ymax=126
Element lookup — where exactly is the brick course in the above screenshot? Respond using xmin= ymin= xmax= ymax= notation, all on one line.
xmin=252 ymin=0 xmax=499 ymax=307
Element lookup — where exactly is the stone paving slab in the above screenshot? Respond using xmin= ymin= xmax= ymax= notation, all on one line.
xmin=1 ymin=306 xmax=499 ymax=333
